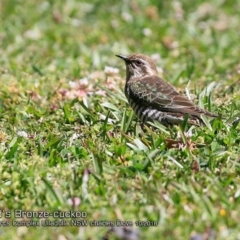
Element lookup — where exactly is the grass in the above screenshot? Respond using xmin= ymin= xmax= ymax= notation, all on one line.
xmin=0 ymin=0 xmax=240 ymax=239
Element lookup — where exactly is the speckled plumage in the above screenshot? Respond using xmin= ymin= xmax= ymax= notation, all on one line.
xmin=116 ymin=53 xmax=217 ymax=126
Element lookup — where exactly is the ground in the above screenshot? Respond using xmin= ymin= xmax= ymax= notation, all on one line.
xmin=0 ymin=0 xmax=240 ymax=239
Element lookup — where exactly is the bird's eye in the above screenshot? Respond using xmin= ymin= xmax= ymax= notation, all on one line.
xmin=135 ymin=60 xmax=142 ymax=65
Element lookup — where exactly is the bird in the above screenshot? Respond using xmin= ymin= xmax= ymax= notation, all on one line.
xmin=116 ymin=53 xmax=218 ymax=127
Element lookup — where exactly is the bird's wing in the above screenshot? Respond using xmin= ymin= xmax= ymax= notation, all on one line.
xmin=128 ymin=76 xmax=217 ymax=117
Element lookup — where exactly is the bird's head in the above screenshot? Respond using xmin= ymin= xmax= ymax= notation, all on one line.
xmin=116 ymin=53 xmax=158 ymax=81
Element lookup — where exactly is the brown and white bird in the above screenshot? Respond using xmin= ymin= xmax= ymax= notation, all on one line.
xmin=116 ymin=53 xmax=217 ymax=126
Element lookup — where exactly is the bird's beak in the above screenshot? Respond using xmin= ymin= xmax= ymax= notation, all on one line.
xmin=116 ymin=54 xmax=128 ymax=61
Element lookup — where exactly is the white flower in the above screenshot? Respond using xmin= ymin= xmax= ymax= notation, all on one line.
xmin=67 ymin=197 xmax=81 ymax=206
xmin=17 ymin=131 xmax=28 ymax=138
xmin=143 ymin=28 xmax=152 ymax=36
xmin=104 ymin=66 xmax=119 ymax=76
xmin=121 ymin=12 xmax=133 ymax=22
xmin=24 ymin=27 xmax=42 ymax=40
